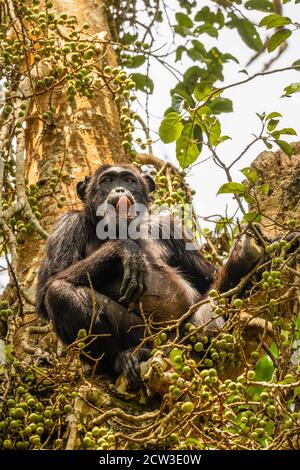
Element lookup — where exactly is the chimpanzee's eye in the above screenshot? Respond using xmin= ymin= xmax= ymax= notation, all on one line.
xmin=126 ymin=176 xmax=136 ymax=184
xmin=101 ymin=176 xmax=113 ymax=184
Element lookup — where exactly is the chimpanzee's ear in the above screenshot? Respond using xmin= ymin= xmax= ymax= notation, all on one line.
xmin=76 ymin=176 xmax=91 ymax=201
xmin=143 ymin=174 xmax=156 ymax=193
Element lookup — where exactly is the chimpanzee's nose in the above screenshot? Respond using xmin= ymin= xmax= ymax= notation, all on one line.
xmin=115 ymin=187 xmax=125 ymax=193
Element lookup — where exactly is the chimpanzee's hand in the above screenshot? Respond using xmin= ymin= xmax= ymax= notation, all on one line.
xmin=114 ymin=347 xmax=151 ymax=389
xmin=119 ymin=253 xmax=148 ymax=311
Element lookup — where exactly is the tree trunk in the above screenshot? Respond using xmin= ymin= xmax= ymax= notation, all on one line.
xmin=17 ymin=0 xmax=126 ymax=301
xmin=250 ymin=142 xmax=300 ymax=237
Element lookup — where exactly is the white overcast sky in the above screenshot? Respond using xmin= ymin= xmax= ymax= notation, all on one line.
xmin=134 ymin=1 xmax=300 ymax=227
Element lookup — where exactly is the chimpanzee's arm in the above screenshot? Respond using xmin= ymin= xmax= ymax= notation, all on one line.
xmin=187 ymin=229 xmax=265 ymax=337
xmin=158 ymin=218 xmax=215 ymax=294
xmin=53 ymin=239 xmax=148 ymax=310
xmin=36 ymin=211 xmax=87 ymax=319
xmin=215 ymin=231 xmax=265 ymax=293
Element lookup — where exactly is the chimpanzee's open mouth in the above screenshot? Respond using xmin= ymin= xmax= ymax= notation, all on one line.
xmin=114 ymin=195 xmax=134 ymax=215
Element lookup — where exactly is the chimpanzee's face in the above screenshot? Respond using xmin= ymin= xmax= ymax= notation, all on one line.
xmin=98 ymin=167 xmax=143 ymax=208
xmin=77 ymin=165 xmax=155 ymax=224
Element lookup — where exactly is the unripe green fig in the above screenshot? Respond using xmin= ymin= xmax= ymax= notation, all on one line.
xmin=209 ymin=289 xmax=218 ymax=298
xmin=181 ymin=402 xmax=194 ymax=413
xmin=194 ymin=342 xmax=203 ymax=353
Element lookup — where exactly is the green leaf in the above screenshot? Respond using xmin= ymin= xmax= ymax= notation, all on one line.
xmin=260 ymin=13 xmax=279 ymax=26
xmin=292 ymin=60 xmax=300 ymax=71
xmin=259 ymin=13 xmax=291 ymax=29
xmin=121 ymin=33 xmax=138 ymax=45
xmin=255 ymin=355 xmax=274 ymax=381
xmin=235 ymin=18 xmax=263 ymax=51
xmin=266 ymin=111 xmax=282 ymax=120
xmin=283 ymin=82 xmax=300 ymax=96
xmin=176 ymin=123 xmax=200 ymax=168
xmin=187 ymin=47 xmax=205 ymax=61
xmin=175 ymin=45 xmax=186 ymax=62
xmin=194 ymin=83 xmax=214 ymax=101
xmin=270 ymin=342 xmax=279 ymax=358
xmin=174 ymin=24 xmax=190 ymax=37
xmin=183 ymin=66 xmax=203 ymax=93
xmin=176 ymin=12 xmax=193 ymax=29
xmin=275 ymin=139 xmax=293 ymax=157
xmin=195 ymin=106 xmax=212 ymax=116
xmin=126 ymin=55 xmax=146 ymax=68
xmin=241 ymin=167 xmax=258 ymax=184
xmin=171 ymin=94 xmax=184 ymax=113
xmin=244 ymin=193 xmax=255 ymax=204
xmin=267 ymin=118 xmax=279 ymax=131
xmin=209 ymin=97 xmax=233 ymax=114
xmin=277 ymin=127 xmax=297 ymax=136
xmin=172 ymin=83 xmax=194 ymax=106
xmin=193 ymin=106 xmax=212 ymax=124
xmin=268 ymin=29 xmax=291 ymax=52
xmin=195 ymin=6 xmax=215 ymax=23
xmin=222 ymin=52 xmax=239 ymax=64
xmin=217 ymin=182 xmax=247 ymax=195
xmin=258 ymin=183 xmax=270 ymax=195
xmin=242 ymin=211 xmax=262 ymax=223
xmin=194 ymin=23 xmax=218 ymax=38
xmin=215 ymin=8 xmax=225 ymax=28
xmin=245 ymin=0 xmax=274 ymax=12
xmin=218 ymin=135 xmax=231 ymax=143
xmin=4 ymin=344 xmax=14 ymax=364
xmin=195 ymin=6 xmax=224 ymax=27
xmin=159 ymin=112 xmax=183 ymax=144
xmin=191 ymin=39 xmax=207 ymax=55
xmin=209 ymin=118 xmax=221 ymax=146
xmin=270 ymin=130 xmax=280 ymax=139
xmin=131 ymin=73 xmax=154 ymax=93
xmin=256 ymin=112 xmax=266 ymax=121
xmin=187 ymin=40 xmax=207 ymax=61
xmin=265 ymin=16 xmax=291 ymax=29
xmin=262 ymin=138 xmax=273 ymax=149
xmin=193 ymin=124 xmax=203 ymax=153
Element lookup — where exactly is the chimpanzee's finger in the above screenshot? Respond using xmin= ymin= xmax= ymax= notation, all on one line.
xmin=120 ymin=263 xmax=131 ymax=297
xmin=128 ymin=271 xmax=145 ymax=310
xmin=120 ymin=267 xmax=138 ymax=305
xmin=126 ymin=358 xmax=142 ymax=385
xmin=124 ymin=279 xmax=138 ymax=303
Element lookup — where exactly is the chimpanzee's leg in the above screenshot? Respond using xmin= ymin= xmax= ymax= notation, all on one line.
xmin=45 ymin=279 xmax=149 ymax=382
xmin=188 ymin=231 xmax=265 ymax=337
xmin=189 ymin=228 xmax=299 ymax=337
xmin=215 ymin=231 xmax=264 ymax=293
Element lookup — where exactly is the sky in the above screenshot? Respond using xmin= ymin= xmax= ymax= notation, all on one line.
xmin=133 ymin=1 xmax=300 ymax=227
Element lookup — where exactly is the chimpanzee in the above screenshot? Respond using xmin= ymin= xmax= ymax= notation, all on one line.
xmin=36 ymin=164 xmax=265 ymax=384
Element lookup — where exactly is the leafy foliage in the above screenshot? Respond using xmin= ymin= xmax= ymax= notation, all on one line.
xmin=159 ymin=112 xmax=183 ymax=144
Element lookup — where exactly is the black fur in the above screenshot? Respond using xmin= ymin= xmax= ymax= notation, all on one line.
xmin=36 ymin=164 xmax=265 ymax=384
xmin=76 ymin=176 xmax=91 ymax=202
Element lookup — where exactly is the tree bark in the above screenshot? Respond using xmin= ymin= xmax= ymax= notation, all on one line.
xmin=17 ymin=0 xmax=126 ymax=298
xmin=250 ymin=142 xmax=300 ymax=237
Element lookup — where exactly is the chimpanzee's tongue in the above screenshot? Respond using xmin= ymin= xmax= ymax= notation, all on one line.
xmin=116 ymin=195 xmax=132 ymax=214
